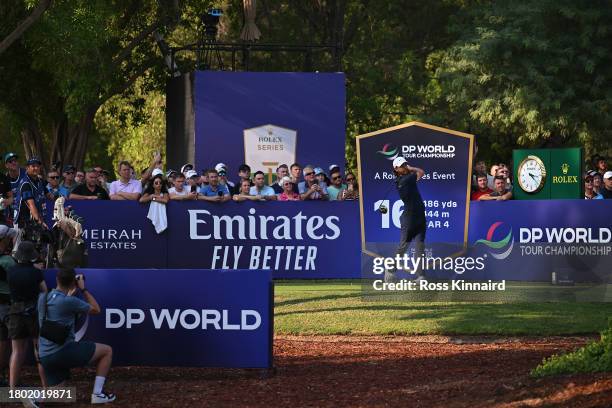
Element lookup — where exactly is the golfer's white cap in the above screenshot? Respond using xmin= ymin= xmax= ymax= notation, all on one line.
xmin=604 ymin=171 xmax=612 ymax=179
xmin=392 ymin=156 xmax=407 ymax=168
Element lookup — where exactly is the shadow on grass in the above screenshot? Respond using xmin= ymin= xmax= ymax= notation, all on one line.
xmin=275 ymin=292 xmax=363 ymax=307
xmin=275 ymin=303 xmax=612 ymax=335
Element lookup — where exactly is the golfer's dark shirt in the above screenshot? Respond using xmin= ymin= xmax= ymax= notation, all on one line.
xmin=396 ymin=173 xmax=426 ymax=222
xmin=7 ymin=262 xmax=44 ymax=303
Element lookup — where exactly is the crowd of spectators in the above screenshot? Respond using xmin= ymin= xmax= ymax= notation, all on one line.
xmin=470 ymin=155 xmax=611 ymax=201
xmin=1 ymin=151 xmax=360 ymax=212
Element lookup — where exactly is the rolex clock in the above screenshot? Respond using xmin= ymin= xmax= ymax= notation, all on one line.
xmin=517 ymin=155 xmax=546 ymax=193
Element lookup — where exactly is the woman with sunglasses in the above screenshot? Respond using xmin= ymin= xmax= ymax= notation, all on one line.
xmin=278 ymin=177 xmax=300 ymax=201
xmin=584 ymin=174 xmax=603 ymax=199
xmin=139 ymin=174 xmax=169 ymax=204
xmin=343 ymin=172 xmax=359 ymax=200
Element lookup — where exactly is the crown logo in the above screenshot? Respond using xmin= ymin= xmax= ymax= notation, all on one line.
xmin=561 ymin=163 xmax=569 ymax=175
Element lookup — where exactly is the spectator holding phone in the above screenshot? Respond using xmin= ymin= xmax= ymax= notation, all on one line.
xmin=299 ymin=166 xmax=328 ymax=200
xmin=198 ymin=169 xmax=230 ymax=202
xmin=38 ymin=268 xmax=115 ymax=404
xmin=343 ymin=172 xmax=359 ymax=200
xmin=169 ymin=173 xmax=196 ymax=201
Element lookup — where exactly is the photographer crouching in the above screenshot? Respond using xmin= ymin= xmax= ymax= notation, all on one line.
xmin=37 ymin=268 xmax=116 ymax=404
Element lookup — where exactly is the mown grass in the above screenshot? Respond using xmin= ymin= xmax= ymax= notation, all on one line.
xmin=274 ymin=281 xmax=612 ymax=336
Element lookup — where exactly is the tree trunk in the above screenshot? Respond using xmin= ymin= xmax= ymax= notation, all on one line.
xmin=21 ymin=121 xmax=49 ymax=169
xmin=50 ymin=106 xmax=98 ymax=170
xmin=21 ymin=105 xmax=98 ymax=172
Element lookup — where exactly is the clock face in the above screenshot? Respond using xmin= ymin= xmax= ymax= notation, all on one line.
xmin=518 ymin=155 xmax=546 ymax=193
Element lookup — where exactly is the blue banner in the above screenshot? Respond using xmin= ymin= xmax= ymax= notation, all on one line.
xmin=51 ymin=201 xmax=361 ymax=279
xmin=194 ymin=71 xmax=346 ymax=176
xmin=45 ymin=199 xmax=611 ymax=281
xmin=467 ymin=200 xmax=612 ymax=282
xmin=165 ymin=201 xmax=360 ymax=279
xmin=356 ymin=122 xmax=473 ymax=257
xmin=44 ymin=268 xmax=273 ymax=368
xmin=54 ymin=201 xmax=166 ymax=268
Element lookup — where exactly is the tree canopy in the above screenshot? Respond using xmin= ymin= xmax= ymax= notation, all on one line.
xmin=1 ymin=0 xmax=610 ymax=175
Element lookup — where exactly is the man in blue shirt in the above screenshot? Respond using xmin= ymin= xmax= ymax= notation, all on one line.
xmin=249 ymin=171 xmax=277 ymax=200
xmin=199 ymin=169 xmax=230 ymax=202
xmin=38 ymin=268 xmax=116 ymax=404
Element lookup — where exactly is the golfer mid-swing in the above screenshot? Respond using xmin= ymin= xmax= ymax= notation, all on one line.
xmin=386 ymin=157 xmax=427 ymax=282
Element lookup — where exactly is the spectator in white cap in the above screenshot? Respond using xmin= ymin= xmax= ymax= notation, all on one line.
xmin=215 ymin=163 xmax=234 ymax=194
xmin=601 ymin=171 xmax=612 ymax=199
xmin=329 ymin=164 xmax=340 ymax=174
xmin=165 ymin=169 xmax=178 ymax=189
xmin=185 ymin=170 xmax=201 ymax=194
xmin=249 ymin=171 xmax=277 ymax=200
xmin=180 ymin=163 xmax=194 ymax=177
xmin=299 ymin=165 xmax=328 ymax=200
xmin=314 ymin=167 xmax=330 ymax=186
xmin=278 ymin=177 xmax=300 ymax=201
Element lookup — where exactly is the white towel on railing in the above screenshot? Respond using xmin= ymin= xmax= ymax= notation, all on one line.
xmin=147 ymin=199 xmax=167 ymax=234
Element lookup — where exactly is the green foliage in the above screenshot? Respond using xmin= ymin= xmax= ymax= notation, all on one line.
xmin=532 ymin=320 xmax=612 ymax=377
xmin=95 ymin=78 xmax=166 ymax=179
xmin=3 ymin=0 xmax=611 ymax=169
xmin=432 ymin=0 xmax=612 ymax=160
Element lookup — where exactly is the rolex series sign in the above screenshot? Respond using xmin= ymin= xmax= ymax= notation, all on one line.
xmin=513 ymin=148 xmax=582 ymax=200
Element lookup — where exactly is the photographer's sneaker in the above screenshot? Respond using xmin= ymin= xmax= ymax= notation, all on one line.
xmin=91 ymin=391 xmax=116 ymax=404
xmin=384 ymin=270 xmax=399 ymax=283
xmin=21 ymin=398 xmax=39 ymax=408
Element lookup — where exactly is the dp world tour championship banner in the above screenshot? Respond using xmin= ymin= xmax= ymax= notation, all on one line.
xmin=194 ymin=71 xmax=346 ymax=179
xmin=468 ymin=200 xmax=612 ymax=283
xmin=44 ymin=269 xmax=273 ymax=368
xmin=356 ymin=122 xmax=474 ymax=258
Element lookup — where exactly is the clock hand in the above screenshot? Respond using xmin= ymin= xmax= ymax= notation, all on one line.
xmin=528 ymin=172 xmax=537 ymax=180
